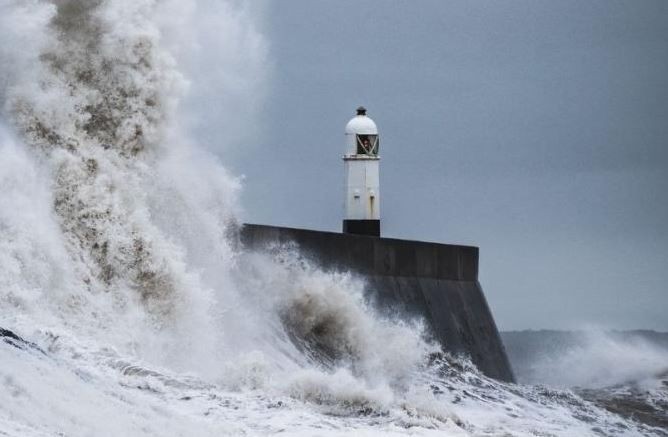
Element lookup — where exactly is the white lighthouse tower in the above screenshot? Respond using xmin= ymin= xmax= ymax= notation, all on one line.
xmin=343 ymin=106 xmax=380 ymax=236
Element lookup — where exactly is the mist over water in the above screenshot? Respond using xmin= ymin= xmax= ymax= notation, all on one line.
xmin=504 ymin=330 xmax=668 ymax=389
xmin=0 ymin=1 xmax=666 ymax=436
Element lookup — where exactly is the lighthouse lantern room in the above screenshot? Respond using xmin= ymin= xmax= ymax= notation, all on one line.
xmin=343 ymin=106 xmax=381 ymax=237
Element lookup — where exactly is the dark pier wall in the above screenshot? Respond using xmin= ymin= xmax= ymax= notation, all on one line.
xmin=240 ymin=224 xmax=514 ymax=382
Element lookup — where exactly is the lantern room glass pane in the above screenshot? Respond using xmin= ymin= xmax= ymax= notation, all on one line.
xmin=356 ymin=134 xmax=379 ymax=155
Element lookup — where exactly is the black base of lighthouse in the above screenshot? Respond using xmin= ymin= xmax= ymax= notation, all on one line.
xmin=342 ymin=220 xmax=380 ymax=237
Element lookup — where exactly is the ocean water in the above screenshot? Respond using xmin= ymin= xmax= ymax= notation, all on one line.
xmin=0 ymin=1 xmax=665 ymax=436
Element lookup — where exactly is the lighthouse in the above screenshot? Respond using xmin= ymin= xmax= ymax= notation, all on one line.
xmin=240 ymin=105 xmax=515 ymax=382
xmin=343 ymin=106 xmax=380 ymax=237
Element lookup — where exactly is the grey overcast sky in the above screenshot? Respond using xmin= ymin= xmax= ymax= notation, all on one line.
xmin=204 ymin=1 xmax=668 ymax=331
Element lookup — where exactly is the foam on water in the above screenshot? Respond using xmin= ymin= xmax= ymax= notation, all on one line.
xmin=0 ymin=1 xmax=665 ymax=436
xmin=518 ymin=329 xmax=668 ymax=389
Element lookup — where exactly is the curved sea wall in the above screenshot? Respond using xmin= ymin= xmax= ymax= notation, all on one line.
xmin=240 ymin=224 xmax=514 ymax=382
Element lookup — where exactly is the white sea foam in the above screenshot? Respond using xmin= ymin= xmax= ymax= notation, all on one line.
xmin=0 ymin=1 xmax=665 ymax=436
xmin=521 ymin=329 xmax=668 ymax=389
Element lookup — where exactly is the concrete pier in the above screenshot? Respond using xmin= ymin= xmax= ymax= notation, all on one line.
xmin=241 ymin=223 xmax=515 ymax=382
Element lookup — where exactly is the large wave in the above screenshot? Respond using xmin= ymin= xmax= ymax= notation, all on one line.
xmin=0 ymin=0 xmax=436 ymax=401
xmin=0 ymin=1 xmax=665 ymax=436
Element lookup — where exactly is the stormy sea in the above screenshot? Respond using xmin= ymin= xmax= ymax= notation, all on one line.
xmin=0 ymin=1 xmax=666 ymax=436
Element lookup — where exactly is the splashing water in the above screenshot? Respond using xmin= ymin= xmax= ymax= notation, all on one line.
xmin=0 ymin=1 xmax=665 ymax=436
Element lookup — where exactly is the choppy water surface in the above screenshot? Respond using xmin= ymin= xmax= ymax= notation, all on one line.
xmin=0 ymin=1 xmax=666 ymax=435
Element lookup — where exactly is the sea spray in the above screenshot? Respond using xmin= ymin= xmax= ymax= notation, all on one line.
xmin=1 ymin=0 xmax=229 ymax=375
xmin=0 ymin=0 xmax=436 ymax=394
